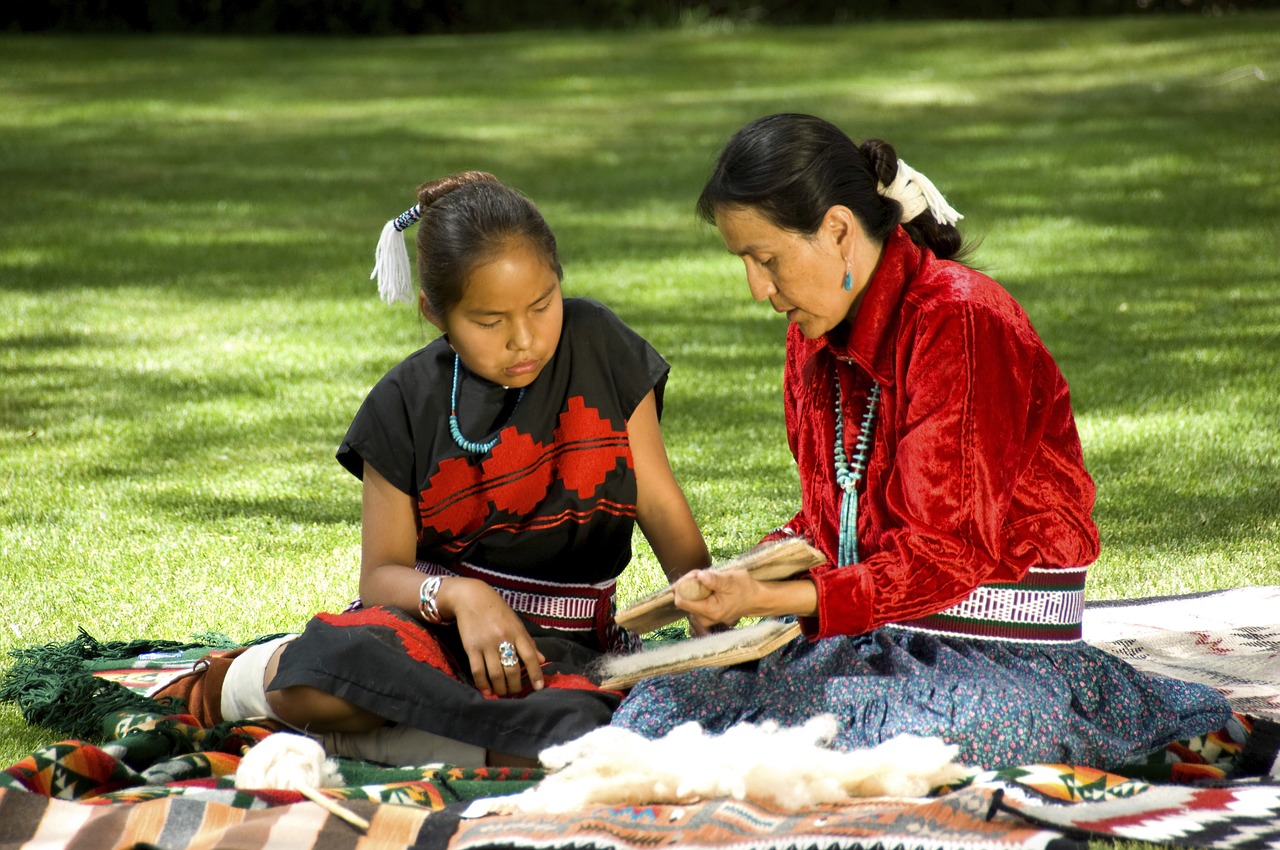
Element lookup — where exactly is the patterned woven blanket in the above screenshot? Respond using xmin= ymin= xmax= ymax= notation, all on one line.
xmin=1084 ymin=586 xmax=1280 ymax=722
xmin=1 ymin=587 xmax=1278 ymax=849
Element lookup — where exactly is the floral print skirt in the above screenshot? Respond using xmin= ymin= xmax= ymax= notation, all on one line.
xmin=611 ymin=625 xmax=1233 ymax=771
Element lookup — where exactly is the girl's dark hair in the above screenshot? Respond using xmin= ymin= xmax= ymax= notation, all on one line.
xmin=414 ymin=171 xmax=563 ymax=318
xmin=696 ymin=113 xmax=966 ymax=261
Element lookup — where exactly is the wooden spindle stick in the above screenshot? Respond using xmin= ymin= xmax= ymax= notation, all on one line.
xmin=675 ymin=574 xmax=711 ymax=601
xmin=298 ymin=785 xmax=370 ymax=832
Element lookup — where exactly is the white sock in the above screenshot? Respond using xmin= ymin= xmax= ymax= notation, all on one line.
xmin=220 ymin=635 xmax=297 ymax=723
xmin=222 ymin=634 xmax=485 ymax=767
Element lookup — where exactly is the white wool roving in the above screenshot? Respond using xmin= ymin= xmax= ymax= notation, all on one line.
xmin=235 ymin=732 xmax=345 ymax=790
xmin=488 ymin=715 xmax=971 ymax=815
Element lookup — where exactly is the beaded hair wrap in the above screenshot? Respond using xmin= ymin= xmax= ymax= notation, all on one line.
xmin=370 ymin=204 xmax=422 ymax=306
xmin=877 ymin=161 xmax=963 ymax=227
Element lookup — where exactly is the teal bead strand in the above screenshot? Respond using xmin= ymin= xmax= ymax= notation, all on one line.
xmin=449 ymin=354 xmax=526 ymax=455
xmin=834 ymin=378 xmax=881 ymax=567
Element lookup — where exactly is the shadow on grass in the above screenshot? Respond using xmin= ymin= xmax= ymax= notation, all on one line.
xmin=2 ymin=21 xmax=1275 ymax=554
xmin=145 ymin=490 xmax=356 ymax=527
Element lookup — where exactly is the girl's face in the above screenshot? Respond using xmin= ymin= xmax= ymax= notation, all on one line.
xmin=715 ymin=205 xmax=874 ymax=340
xmin=425 ymin=239 xmax=564 ymax=388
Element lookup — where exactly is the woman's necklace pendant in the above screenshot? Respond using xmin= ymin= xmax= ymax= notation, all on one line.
xmin=833 ymin=373 xmax=881 ymax=567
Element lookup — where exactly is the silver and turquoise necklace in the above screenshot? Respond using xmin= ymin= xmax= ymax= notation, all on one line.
xmin=449 ymin=354 xmax=526 ymax=454
xmin=833 ymin=371 xmax=881 ymax=567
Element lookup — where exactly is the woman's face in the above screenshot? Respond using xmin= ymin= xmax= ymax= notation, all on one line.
xmin=715 ymin=205 xmax=871 ymax=340
xmin=425 ymin=239 xmax=564 ymax=388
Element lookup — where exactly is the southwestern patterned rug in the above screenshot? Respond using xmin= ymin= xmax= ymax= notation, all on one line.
xmin=1084 ymin=586 xmax=1280 ymax=723
xmin=450 ymin=788 xmax=1077 ymax=850
xmin=0 ymin=784 xmax=1078 ymax=850
xmin=1000 ymin=782 xmax=1280 ymax=849
xmin=0 ymin=586 xmax=1278 ymax=849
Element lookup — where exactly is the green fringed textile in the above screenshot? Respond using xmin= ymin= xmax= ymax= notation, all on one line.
xmin=639 ymin=623 xmax=690 ymax=648
xmin=0 ymin=628 xmax=279 ymax=743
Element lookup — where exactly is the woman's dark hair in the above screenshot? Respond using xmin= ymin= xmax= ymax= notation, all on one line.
xmin=696 ymin=113 xmax=966 ymax=261
xmin=414 ymin=171 xmax=563 ymax=318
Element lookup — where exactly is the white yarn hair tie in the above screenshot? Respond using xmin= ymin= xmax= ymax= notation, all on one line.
xmin=370 ymin=204 xmax=421 ymax=306
xmin=877 ymin=160 xmax=963 ymax=227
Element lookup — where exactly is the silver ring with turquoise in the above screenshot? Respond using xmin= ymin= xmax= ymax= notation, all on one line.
xmin=498 ymin=640 xmax=519 ymax=668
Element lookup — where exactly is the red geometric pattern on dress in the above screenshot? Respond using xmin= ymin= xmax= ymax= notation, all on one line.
xmin=554 ymin=396 xmax=632 ymax=499
xmin=316 ymin=609 xmax=459 ymax=680
xmin=529 ymin=501 xmax=636 ymax=525
xmin=432 ymin=503 xmax=639 ymax=554
xmin=542 ymin=671 xmax=623 ymax=695
xmin=417 ymin=395 xmax=633 ymax=537
xmin=483 ymin=427 xmax=555 ymax=516
xmin=419 ymin=457 xmax=488 ymax=537
xmin=479 ymin=670 xmax=621 ymax=700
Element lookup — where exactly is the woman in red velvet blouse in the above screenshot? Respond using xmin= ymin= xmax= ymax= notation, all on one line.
xmin=611 ymin=113 xmax=1232 ymax=770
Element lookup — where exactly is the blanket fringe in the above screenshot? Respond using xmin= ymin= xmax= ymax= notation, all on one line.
xmin=0 ymin=628 xmax=279 ymax=742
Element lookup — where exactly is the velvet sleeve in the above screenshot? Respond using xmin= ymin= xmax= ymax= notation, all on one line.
xmin=805 ymin=301 xmax=1047 ymax=638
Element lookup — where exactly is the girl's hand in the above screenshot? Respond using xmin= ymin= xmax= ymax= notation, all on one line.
xmin=443 ymin=579 xmax=546 ymax=697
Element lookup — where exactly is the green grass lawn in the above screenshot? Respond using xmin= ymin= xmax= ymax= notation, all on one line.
xmin=1 ymin=17 xmax=1278 ymax=768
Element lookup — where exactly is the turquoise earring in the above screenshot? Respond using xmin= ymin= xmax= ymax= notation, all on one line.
xmin=842 ymin=268 xmax=853 ymax=291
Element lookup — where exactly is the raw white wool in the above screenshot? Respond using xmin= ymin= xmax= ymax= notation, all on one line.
xmin=234 ymin=732 xmax=345 ymax=790
xmin=483 ymin=714 xmax=970 ymax=815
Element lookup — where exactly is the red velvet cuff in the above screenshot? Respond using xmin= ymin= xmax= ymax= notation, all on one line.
xmin=800 ymin=563 xmax=875 ymax=640
xmin=760 ymin=527 xmax=795 ymax=545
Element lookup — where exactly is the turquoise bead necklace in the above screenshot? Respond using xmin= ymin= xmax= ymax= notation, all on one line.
xmin=449 ymin=354 xmax=526 ymax=454
xmin=833 ymin=372 xmax=881 ymax=567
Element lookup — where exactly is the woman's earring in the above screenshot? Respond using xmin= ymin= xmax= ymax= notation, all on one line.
xmin=842 ymin=264 xmax=853 ymax=291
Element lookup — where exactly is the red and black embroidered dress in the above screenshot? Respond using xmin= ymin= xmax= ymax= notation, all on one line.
xmin=269 ymin=299 xmax=667 ymax=758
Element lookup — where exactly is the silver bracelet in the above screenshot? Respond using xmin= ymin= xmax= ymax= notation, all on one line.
xmin=418 ymin=575 xmax=451 ymax=625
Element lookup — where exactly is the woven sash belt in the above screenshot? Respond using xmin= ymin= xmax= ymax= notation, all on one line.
xmin=409 ymin=560 xmax=638 ymax=653
xmin=888 ymin=566 xmax=1086 ymax=643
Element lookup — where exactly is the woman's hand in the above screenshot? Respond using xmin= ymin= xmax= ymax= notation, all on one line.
xmin=674 ymin=569 xmax=819 ymax=627
xmin=686 ymin=616 xmax=732 ymax=637
xmin=674 ymin=572 xmax=738 ymax=634
xmin=672 ymin=569 xmax=756 ymax=628
xmin=441 ymin=578 xmax=546 ymax=697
